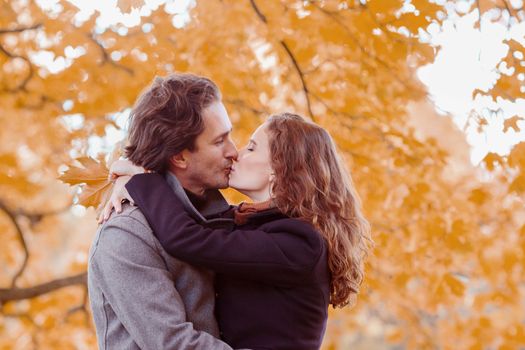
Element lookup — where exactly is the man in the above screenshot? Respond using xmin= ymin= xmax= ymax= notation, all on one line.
xmin=88 ymin=73 xmax=238 ymax=349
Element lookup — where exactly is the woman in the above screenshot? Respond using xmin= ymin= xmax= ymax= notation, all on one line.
xmin=104 ymin=113 xmax=372 ymax=350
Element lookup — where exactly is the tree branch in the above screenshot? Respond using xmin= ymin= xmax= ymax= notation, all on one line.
xmin=0 ymin=272 xmax=87 ymax=303
xmin=0 ymin=42 xmax=13 ymax=58
xmin=0 ymin=43 xmax=34 ymax=92
xmin=279 ymin=40 xmax=315 ymax=121
xmin=0 ymin=200 xmax=71 ymax=287
xmin=501 ymin=0 xmax=518 ymax=30
xmin=249 ymin=0 xmax=316 ymax=122
xmin=223 ymin=98 xmax=269 ymax=116
xmin=364 ymin=5 xmax=416 ymax=45
xmin=0 ymin=200 xmax=30 ymax=288
xmin=0 ymin=24 xmax=41 ymax=92
xmin=249 ymin=0 xmax=267 ymax=23
xmin=476 ymin=0 xmax=482 ymax=31
xmin=66 ymin=284 xmax=89 ymax=322
xmin=15 ymin=205 xmax=71 ymax=227
xmin=0 ymin=24 xmax=42 ymax=35
xmin=19 ymin=94 xmax=61 ymax=111
xmin=88 ymin=34 xmax=134 ymax=76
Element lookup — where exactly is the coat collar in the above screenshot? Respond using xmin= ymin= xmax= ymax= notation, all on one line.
xmin=165 ymin=172 xmax=233 ymax=224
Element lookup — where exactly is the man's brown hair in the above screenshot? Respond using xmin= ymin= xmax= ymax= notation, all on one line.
xmin=125 ymin=73 xmax=221 ymax=173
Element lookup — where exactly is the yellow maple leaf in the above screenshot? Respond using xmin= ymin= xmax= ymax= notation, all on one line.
xmin=59 ymin=157 xmax=109 ymax=186
xmin=508 ymin=141 xmax=525 ymax=170
xmin=472 ymin=88 xmax=487 ymax=98
xmin=482 ymin=152 xmax=504 ymax=171
xmin=117 ymin=0 xmax=145 ymax=13
xmin=468 ymin=187 xmax=490 ymax=205
xmin=59 ymin=156 xmax=113 ymax=211
xmin=78 ymin=180 xmax=114 ymax=209
xmin=477 ymin=117 xmax=488 ymax=133
xmin=509 ymin=174 xmax=525 ymax=194
xmin=411 ymin=0 xmax=443 ymax=16
xmin=503 ymin=115 xmax=523 ymax=133
xmin=492 ymin=74 xmax=525 ymax=101
xmin=397 ymin=12 xmax=430 ymax=33
xmin=505 ymin=38 xmax=523 ymax=52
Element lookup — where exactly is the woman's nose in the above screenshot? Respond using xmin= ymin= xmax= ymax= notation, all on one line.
xmin=237 ymin=147 xmax=251 ymax=159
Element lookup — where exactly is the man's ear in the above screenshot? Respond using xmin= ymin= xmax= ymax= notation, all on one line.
xmin=169 ymin=151 xmax=189 ymax=170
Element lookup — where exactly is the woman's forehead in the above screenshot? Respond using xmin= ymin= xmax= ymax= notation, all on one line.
xmin=251 ymin=123 xmax=268 ymax=141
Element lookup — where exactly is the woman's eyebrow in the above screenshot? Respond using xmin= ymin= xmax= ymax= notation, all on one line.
xmin=249 ymin=139 xmax=257 ymax=145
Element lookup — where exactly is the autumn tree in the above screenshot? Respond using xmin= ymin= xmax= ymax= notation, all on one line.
xmin=0 ymin=0 xmax=523 ymax=349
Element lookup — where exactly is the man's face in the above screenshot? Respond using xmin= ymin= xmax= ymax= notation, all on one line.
xmin=181 ymin=101 xmax=238 ymax=192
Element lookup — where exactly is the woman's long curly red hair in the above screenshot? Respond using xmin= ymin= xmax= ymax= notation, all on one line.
xmin=266 ymin=113 xmax=373 ymax=308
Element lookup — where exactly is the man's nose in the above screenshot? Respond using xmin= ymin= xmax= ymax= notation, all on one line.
xmin=225 ymin=140 xmax=238 ymax=161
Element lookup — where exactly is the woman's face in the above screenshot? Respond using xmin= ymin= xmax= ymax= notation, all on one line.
xmin=228 ymin=123 xmax=273 ymax=201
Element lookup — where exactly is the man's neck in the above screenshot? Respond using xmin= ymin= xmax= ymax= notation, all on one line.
xmin=183 ymin=188 xmax=208 ymax=213
xmin=165 ymin=171 xmax=231 ymax=220
xmin=169 ymin=170 xmax=206 ymax=196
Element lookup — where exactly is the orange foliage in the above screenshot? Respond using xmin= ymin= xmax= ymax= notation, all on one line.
xmin=0 ymin=0 xmax=523 ymax=349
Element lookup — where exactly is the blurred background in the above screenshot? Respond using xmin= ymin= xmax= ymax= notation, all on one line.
xmin=0 ymin=0 xmax=524 ymax=349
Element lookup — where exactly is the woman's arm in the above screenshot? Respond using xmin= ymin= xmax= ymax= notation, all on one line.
xmin=98 ymin=159 xmax=146 ymax=223
xmin=126 ymin=173 xmax=324 ymax=284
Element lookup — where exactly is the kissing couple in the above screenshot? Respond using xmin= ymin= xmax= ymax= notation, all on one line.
xmin=88 ymin=73 xmax=372 ymax=350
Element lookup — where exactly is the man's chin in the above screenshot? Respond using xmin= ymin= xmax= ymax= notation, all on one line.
xmin=215 ymin=177 xmax=230 ymax=190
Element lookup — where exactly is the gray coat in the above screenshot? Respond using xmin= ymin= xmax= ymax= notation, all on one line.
xmin=88 ymin=173 xmax=234 ymax=350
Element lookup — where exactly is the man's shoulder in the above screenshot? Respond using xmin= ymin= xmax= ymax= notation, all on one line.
xmin=90 ymin=203 xmax=158 ymax=258
xmin=106 ymin=202 xmax=150 ymax=228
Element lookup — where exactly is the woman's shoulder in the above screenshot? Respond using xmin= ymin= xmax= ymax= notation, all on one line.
xmin=240 ymin=208 xmax=323 ymax=242
xmin=260 ymin=215 xmax=323 ymax=239
xmin=263 ymin=215 xmax=312 ymax=227
xmin=258 ymin=216 xmax=327 ymax=270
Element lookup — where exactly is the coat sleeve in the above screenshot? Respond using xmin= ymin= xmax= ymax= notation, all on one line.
xmin=88 ymin=214 xmax=233 ymax=350
xmin=126 ymin=173 xmax=324 ymax=285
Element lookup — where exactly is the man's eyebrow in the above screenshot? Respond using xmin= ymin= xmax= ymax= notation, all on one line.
xmin=213 ymin=128 xmax=232 ymax=140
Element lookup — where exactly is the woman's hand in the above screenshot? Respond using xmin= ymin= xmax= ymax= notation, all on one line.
xmin=98 ymin=175 xmax=133 ymax=224
xmin=108 ymin=159 xmax=145 ymax=182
